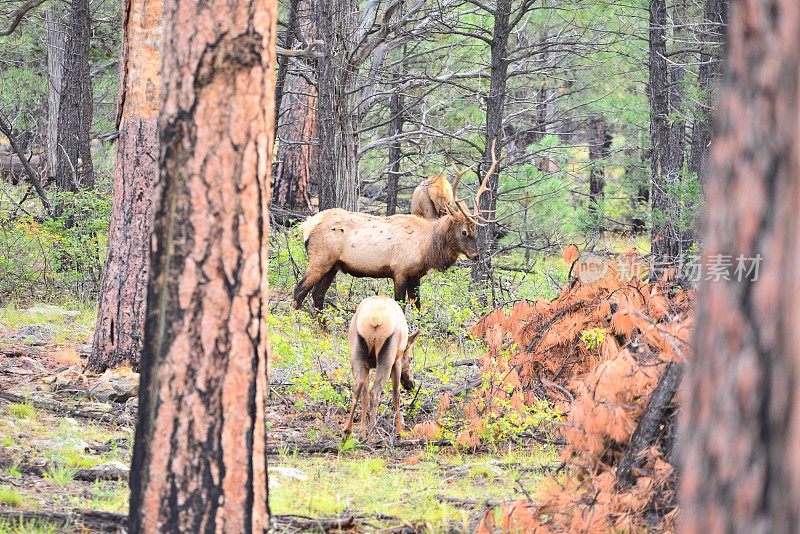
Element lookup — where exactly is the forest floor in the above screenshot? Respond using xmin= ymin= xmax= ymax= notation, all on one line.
xmin=0 ymin=304 xmax=558 ymax=533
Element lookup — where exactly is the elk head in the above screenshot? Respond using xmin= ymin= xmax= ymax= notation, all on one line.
xmin=448 ymin=139 xmax=502 ymax=227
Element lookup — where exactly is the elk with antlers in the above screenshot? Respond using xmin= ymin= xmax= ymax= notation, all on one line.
xmin=293 ymin=146 xmax=499 ymax=311
xmin=344 ymin=296 xmax=419 ymax=438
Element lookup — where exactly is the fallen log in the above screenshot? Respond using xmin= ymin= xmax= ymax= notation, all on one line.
xmin=0 ymin=391 xmax=137 ymax=426
xmin=0 ymin=509 xmax=126 ymax=533
xmin=616 ymin=361 xmax=684 ymax=489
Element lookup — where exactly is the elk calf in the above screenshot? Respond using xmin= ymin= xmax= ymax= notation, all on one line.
xmin=344 ymin=296 xmax=419 ymax=438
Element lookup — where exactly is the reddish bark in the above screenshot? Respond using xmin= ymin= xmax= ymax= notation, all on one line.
xmin=680 ymin=0 xmax=800 ymax=532
xmin=127 ymin=0 xmax=277 ymax=531
xmin=89 ymin=0 xmax=162 ymax=372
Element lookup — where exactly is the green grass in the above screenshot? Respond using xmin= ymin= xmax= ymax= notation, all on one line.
xmin=0 ymin=487 xmax=23 ymax=507
xmin=1 ymin=465 xmax=22 ymax=479
xmin=69 ymin=482 xmax=128 ymax=513
xmin=270 ymin=446 xmax=558 ymax=531
xmin=0 ymin=302 xmax=97 ymax=345
xmin=43 ymin=466 xmax=76 ymax=487
xmin=7 ymin=404 xmax=36 ymax=421
xmin=0 ymin=518 xmax=58 ymax=534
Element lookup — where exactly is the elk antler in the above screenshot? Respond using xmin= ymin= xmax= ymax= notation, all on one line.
xmin=450 ymin=164 xmax=474 ymax=196
xmin=473 ymin=139 xmax=501 ymax=223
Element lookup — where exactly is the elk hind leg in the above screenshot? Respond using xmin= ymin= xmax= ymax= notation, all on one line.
xmin=367 ymin=336 xmax=400 ymax=436
xmin=311 ymin=268 xmax=338 ymax=312
xmin=391 ymin=358 xmax=403 ymax=435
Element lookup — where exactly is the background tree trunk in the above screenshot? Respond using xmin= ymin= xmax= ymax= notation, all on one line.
xmin=687 ymin=0 xmax=728 ymax=182
xmin=46 ymin=3 xmax=65 ymax=179
xmin=55 ymin=0 xmax=94 ymax=191
xmin=385 ymin=83 xmax=403 ymax=215
xmin=273 ymin=0 xmax=315 ymax=211
xmin=680 ymin=0 xmax=800 ymax=531
xmin=648 ymin=0 xmax=680 ymax=262
xmin=314 ymin=0 xmax=359 ymax=211
xmin=588 ymin=114 xmax=610 ymax=214
xmin=88 ymin=0 xmax=162 ymax=372
xmin=127 ymin=0 xmax=277 ymax=530
xmin=472 ymin=0 xmax=511 ymax=290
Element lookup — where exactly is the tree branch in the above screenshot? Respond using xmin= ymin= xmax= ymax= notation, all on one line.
xmin=0 ymin=0 xmax=48 ymax=36
xmin=0 ymin=113 xmax=51 ymax=214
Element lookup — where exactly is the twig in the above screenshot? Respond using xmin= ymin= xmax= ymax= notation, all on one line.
xmin=0 ymin=113 xmax=51 ymax=214
xmin=0 ymin=0 xmax=48 ymax=36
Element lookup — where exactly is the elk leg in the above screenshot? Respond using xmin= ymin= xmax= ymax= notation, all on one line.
xmin=360 ymin=376 xmax=370 ymax=432
xmin=367 ymin=336 xmax=400 ymax=436
xmin=311 ymin=268 xmax=337 ymax=311
xmin=393 ymin=277 xmax=408 ymax=303
xmin=292 ymin=266 xmax=330 ymax=309
xmin=344 ymin=363 xmax=367 ymax=439
xmin=391 ymin=358 xmax=403 ymax=435
xmin=408 ymin=278 xmax=421 ymax=309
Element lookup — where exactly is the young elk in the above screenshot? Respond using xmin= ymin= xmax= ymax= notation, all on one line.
xmin=293 ymin=147 xmax=499 ymax=311
xmin=410 ymin=166 xmax=473 ymax=220
xmin=344 ymin=296 xmax=420 ymax=438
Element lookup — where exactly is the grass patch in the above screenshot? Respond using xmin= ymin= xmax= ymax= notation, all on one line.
xmin=0 ymin=487 xmax=23 ymax=507
xmin=0 ymin=518 xmax=58 ymax=534
xmin=1 ymin=465 xmax=22 ymax=479
xmin=270 ymin=446 xmax=558 ymax=531
xmin=43 ymin=466 xmax=76 ymax=487
xmin=69 ymin=482 xmax=128 ymax=513
xmin=7 ymin=404 xmax=36 ymax=421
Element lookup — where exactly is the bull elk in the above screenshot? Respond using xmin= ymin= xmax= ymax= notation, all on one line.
xmin=410 ymin=166 xmax=471 ymax=220
xmin=344 ymin=296 xmax=419 ymax=438
xmin=292 ymin=147 xmax=499 ymax=311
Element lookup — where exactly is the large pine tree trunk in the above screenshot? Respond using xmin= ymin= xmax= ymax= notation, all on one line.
xmin=273 ymin=0 xmax=315 ymax=211
xmin=472 ymin=0 xmax=511 ymax=290
xmin=46 ymin=3 xmax=65 ymax=179
xmin=127 ymin=0 xmax=277 ymax=530
xmin=88 ymin=0 xmax=162 ymax=372
xmin=680 ymin=0 xmax=800 ymax=531
xmin=55 ymin=0 xmax=93 ymax=191
xmin=314 ymin=0 xmax=359 ymax=211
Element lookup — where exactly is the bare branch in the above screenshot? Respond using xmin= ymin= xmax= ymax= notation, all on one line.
xmin=0 ymin=0 xmax=48 ymax=36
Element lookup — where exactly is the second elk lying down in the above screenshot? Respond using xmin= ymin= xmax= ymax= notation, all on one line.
xmin=344 ymin=296 xmax=420 ymax=438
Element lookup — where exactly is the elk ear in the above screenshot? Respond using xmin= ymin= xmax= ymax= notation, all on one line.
xmin=407 ymin=329 xmax=421 ymax=348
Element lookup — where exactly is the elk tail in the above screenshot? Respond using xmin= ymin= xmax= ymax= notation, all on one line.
xmin=367 ymin=309 xmax=383 ymax=328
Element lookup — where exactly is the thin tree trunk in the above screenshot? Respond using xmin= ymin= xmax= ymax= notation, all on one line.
xmin=88 ymin=0 xmax=162 ymax=372
xmin=314 ymin=0 xmax=359 ymax=212
xmin=649 ymin=0 xmax=679 ymax=262
xmin=55 ymin=0 xmax=93 ymax=191
xmin=128 ymin=0 xmax=277 ymax=530
xmin=274 ymin=0 xmax=300 ymax=121
xmin=385 ymin=82 xmax=403 ymax=215
xmin=273 ymin=0 xmax=314 ymax=211
xmin=687 ymin=0 xmax=728 ymax=181
xmin=472 ymin=0 xmax=511 ymax=290
xmin=588 ymin=114 xmax=610 ymax=215
xmin=680 ymin=0 xmax=800 ymax=531
xmin=46 ymin=3 xmax=65 ymax=179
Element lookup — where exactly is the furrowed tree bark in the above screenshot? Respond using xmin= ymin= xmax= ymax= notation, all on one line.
xmin=472 ymin=0 xmax=511 ymax=290
xmin=128 ymin=0 xmax=277 ymax=531
xmin=314 ymin=0 xmax=359 ymax=211
xmin=648 ymin=0 xmax=679 ymax=263
xmin=273 ymin=0 xmax=314 ymax=211
xmin=680 ymin=0 xmax=800 ymax=531
xmin=88 ymin=0 xmax=162 ymax=372
xmin=55 ymin=0 xmax=93 ymax=192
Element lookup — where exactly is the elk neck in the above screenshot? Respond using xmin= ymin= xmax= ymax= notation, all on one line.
xmin=424 ymin=217 xmax=461 ymax=271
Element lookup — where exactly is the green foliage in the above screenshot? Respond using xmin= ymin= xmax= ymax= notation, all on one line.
xmin=0 ymin=518 xmax=57 ymax=534
xmin=579 ymin=328 xmax=607 ymax=351
xmin=0 ymin=186 xmax=111 ymax=303
xmin=43 ymin=465 xmax=76 ymax=487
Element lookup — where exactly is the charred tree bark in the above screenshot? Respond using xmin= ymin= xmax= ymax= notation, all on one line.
xmin=680 ymin=0 xmax=800 ymax=531
xmin=88 ymin=0 xmax=162 ymax=372
xmin=127 ymin=0 xmax=277 ymax=531
xmin=588 ymin=114 xmax=611 ymax=216
xmin=273 ymin=0 xmax=314 ymax=211
xmin=314 ymin=0 xmax=359 ymax=211
xmin=55 ymin=0 xmax=93 ymax=191
xmin=472 ymin=0 xmax=511 ymax=289
xmin=45 ymin=3 xmax=65 ymax=179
